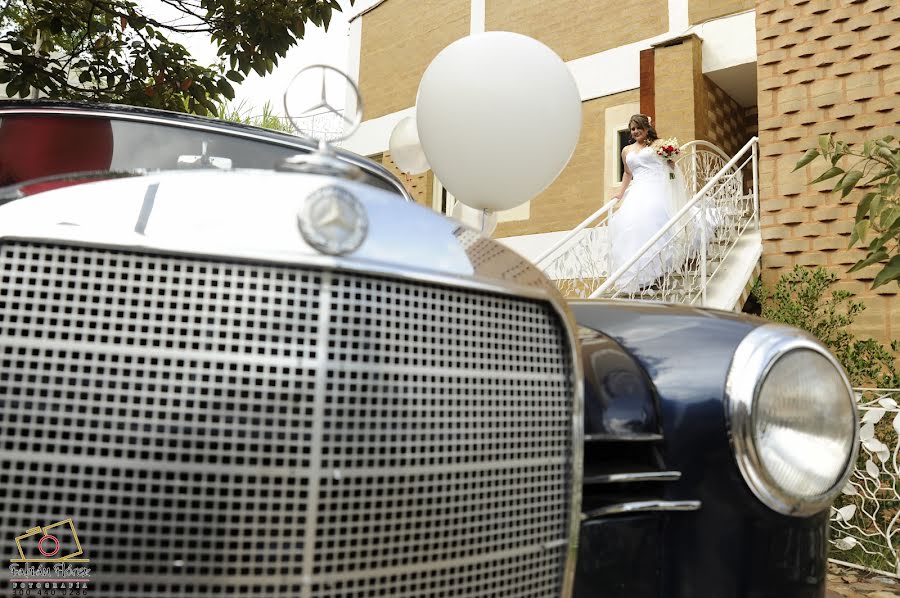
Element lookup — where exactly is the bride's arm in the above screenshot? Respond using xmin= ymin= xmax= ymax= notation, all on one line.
xmin=613 ymin=147 xmax=632 ymax=200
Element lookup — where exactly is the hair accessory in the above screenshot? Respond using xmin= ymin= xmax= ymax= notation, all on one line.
xmin=647 ymin=116 xmax=653 ymax=125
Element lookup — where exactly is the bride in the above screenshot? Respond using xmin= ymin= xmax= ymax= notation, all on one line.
xmin=608 ymin=114 xmax=696 ymax=293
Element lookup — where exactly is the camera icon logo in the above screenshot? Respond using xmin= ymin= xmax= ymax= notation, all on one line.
xmin=11 ymin=519 xmax=88 ymax=563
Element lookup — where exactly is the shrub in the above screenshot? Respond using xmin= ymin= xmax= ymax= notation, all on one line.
xmin=752 ymin=265 xmax=898 ymax=387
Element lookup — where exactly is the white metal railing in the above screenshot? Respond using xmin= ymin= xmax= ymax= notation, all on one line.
xmin=589 ymin=136 xmax=759 ymax=302
xmin=533 ymin=198 xmax=622 ymax=299
xmin=534 ymin=138 xmax=759 ymax=304
xmin=831 ymin=388 xmax=900 ymax=577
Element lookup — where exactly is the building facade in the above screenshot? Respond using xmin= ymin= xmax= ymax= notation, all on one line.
xmin=345 ymin=0 xmax=897 ymax=343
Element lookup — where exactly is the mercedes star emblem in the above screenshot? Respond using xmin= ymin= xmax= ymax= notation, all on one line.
xmin=283 ymin=65 xmax=363 ymax=143
xmin=298 ymin=186 xmax=368 ymax=255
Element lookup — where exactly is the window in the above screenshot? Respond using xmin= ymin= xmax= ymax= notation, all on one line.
xmin=604 ymin=102 xmax=639 ymax=198
xmin=617 ymin=128 xmax=633 ymax=182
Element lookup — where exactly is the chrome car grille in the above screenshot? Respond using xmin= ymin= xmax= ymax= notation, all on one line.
xmin=581 ymin=435 xmax=695 ymax=518
xmin=0 ymin=242 xmax=576 ymax=597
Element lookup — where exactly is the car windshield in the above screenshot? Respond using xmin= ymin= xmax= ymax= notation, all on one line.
xmin=0 ymin=112 xmax=401 ymax=196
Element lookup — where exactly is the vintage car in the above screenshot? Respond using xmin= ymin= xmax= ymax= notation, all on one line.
xmin=0 ymin=99 xmax=858 ymax=598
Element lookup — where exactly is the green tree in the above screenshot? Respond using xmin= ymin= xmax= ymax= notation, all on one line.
xmin=795 ymin=134 xmax=900 ymax=289
xmin=752 ymin=266 xmax=899 ymax=387
xmin=0 ymin=0 xmax=353 ymax=115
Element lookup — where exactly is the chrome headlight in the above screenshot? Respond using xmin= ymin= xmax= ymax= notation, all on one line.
xmin=726 ymin=324 xmax=858 ymax=516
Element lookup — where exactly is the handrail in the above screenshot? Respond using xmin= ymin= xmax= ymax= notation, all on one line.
xmin=701 ymin=154 xmax=754 ymax=287
xmin=533 ymin=197 xmax=621 ymax=267
xmin=589 ymin=136 xmax=759 ymax=299
xmin=679 ymin=140 xmax=732 ymax=162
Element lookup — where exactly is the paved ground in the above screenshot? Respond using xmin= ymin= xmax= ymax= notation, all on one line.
xmin=828 ymin=562 xmax=900 ymax=597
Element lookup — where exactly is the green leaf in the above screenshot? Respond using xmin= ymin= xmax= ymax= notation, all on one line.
xmin=868 ymin=235 xmax=886 ymax=252
xmin=865 ymin=168 xmax=893 ymax=185
xmin=216 ymin=78 xmax=235 ymax=100
xmin=840 ymin=170 xmax=863 ymax=197
xmin=200 ymin=97 xmax=219 ymax=115
xmin=225 ymin=70 xmax=243 ymax=83
xmin=871 ymin=255 xmax=900 ymax=289
xmin=848 ymin=249 xmax=888 ymax=273
xmin=811 ymin=166 xmax=844 ymax=184
xmin=855 ymin=192 xmax=876 ymax=221
xmin=849 ymin=219 xmax=869 ymax=248
xmin=819 ymin=134 xmax=832 ymax=156
xmin=881 ymin=206 xmax=900 ymax=230
xmin=794 ymin=148 xmax=820 ymax=171
xmin=871 ymin=195 xmax=883 ymax=217
xmin=877 ymin=147 xmax=896 ymax=163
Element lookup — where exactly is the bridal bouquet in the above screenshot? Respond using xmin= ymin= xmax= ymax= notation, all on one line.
xmin=656 ymin=138 xmax=680 ymax=179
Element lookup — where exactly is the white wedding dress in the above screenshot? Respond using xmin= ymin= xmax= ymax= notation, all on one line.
xmin=609 ymin=146 xmax=697 ymax=293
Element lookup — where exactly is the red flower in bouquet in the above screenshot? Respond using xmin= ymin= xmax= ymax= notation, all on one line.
xmin=656 ymin=138 xmax=681 ymax=179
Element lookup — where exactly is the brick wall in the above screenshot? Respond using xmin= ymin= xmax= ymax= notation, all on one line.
xmin=380 ymin=152 xmax=434 ymax=207
xmin=358 ymin=0 xmax=469 ymax=120
xmin=756 ymin=0 xmax=899 ymax=343
xmin=690 ymin=0 xmax=754 ymax=25
xmin=702 ymin=76 xmax=751 ymax=157
xmin=745 ymin=105 xmax=759 ymax=141
xmin=485 ymin=0 xmax=668 ymax=61
xmin=495 ymin=90 xmax=641 ymax=238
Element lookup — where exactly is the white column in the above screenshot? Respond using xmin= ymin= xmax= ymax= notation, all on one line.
xmin=345 ymin=17 xmax=363 ymax=130
xmin=668 ymin=0 xmax=690 ymax=34
xmin=470 ymin=0 xmax=486 ymax=35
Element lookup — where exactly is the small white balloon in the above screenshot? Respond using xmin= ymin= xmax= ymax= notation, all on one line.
xmin=416 ymin=32 xmax=581 ymax=212
xmin=451 ymin=202 xmax=498 ymax=236
xmin=388 ymin=116 xmax=430 ymax=175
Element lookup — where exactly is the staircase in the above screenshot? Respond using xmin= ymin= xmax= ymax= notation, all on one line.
xmin=532 ymin=138 xmax=761 ymax=312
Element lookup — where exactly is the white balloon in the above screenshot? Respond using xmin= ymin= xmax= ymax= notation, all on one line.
xmin=388 ymin=116 xmax=430 ymax=175
xmin=451 ymin=202 xmax=498 ymax=236
xmin=416 ymin=32 xmax=581 ymax=211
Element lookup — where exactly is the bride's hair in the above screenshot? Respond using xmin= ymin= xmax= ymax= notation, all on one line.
xmin=629 ymin=114 xmax=658 ymax=142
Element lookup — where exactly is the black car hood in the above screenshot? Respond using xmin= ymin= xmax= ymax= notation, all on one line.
xmin=570 ymin=299 xmax=760 ymax=408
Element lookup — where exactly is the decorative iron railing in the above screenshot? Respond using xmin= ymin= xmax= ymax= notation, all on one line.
xmin=534 ymin=138 xmax=760 ymax=306
xmin=532 ymin=198 xmax=621 ymax=299
xmin=287 ymin=109 xmax=348 ymax=145
xmin=831 ymin=388 xmax=900 ymax=577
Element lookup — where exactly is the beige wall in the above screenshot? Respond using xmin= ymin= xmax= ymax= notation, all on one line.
xmin=485 ymin=0 xmax=668 ymax=61
xmin=358 ymin=0 xmax=470 ymax=120
xmin=756 ymin=0 xmax=899 ymax=342
xmin=495 ymin=90 xmax=641 ymax=238
xmin=689 ymin=0 xmax=754 ymax=25
xmin=653 ymin=36 xmax=705 ymax=146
